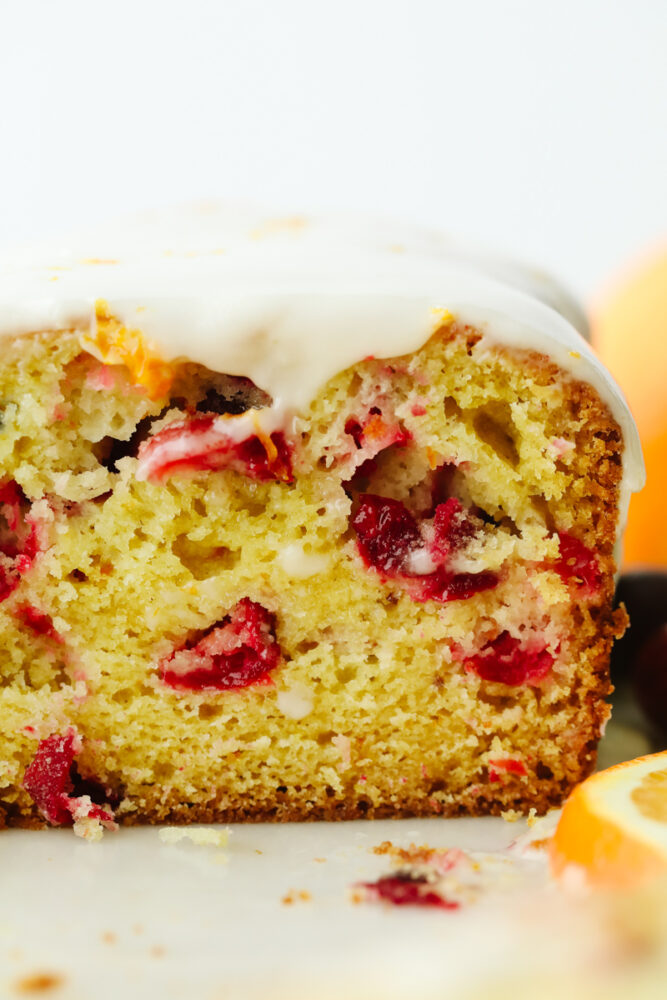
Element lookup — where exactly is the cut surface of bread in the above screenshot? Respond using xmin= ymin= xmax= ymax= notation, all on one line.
xmin=0 ymin=316 xmax=631 ymax=831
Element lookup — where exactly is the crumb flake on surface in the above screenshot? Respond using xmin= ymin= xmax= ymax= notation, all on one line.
xmin=158 ymin=825 xmax=231 ymax=848
xmin=281 ymin=889 xmax=312 ymax=905
xmin=12 ymin=971 xmax=64 ymax=994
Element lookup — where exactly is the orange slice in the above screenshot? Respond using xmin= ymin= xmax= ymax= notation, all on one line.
xmin=550 ymin=751 xmax=667 ymax=889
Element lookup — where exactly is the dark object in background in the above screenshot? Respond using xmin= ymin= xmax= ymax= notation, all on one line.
xmin=613 ymin=572 xmax=667 ymax=739
xmin=633 ymin=624 xmax=667 ymax=737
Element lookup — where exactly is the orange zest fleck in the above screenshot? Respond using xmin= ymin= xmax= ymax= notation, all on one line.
xmin=251 ymin=413 xmax=293 ymax=483
xmin=83 ymin=300 xmax=174 ymax=401
xmin=281 ymin=888 xmax=312 ymax=905
xmin=360 ymin=414 xmax=389 ymax=442
xmin=426 ymin=447 xmax=440 ymax=470
xmin=430 ymin=307 xmax=455 ymax=332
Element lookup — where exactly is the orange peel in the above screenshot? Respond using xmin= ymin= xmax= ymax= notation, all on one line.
xmin=81 ymin=299 xmax=174 ymax=401
xmin=250 ymin=412 xmax=292 ymax=483
xmin=550 ymin=751 xmax=667 ymax=889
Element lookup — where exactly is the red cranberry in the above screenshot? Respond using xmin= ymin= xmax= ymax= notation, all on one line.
xmin=467 ymin=632 xmax=554 ymax=686
xmin=555 ymin=532 xmax=601 ymax=593
xmin=160 ymin=598 xmax=281 ymax=691
xmin=0 ymin=481 xmax=38 ymax=602
xmin=16 ymin=605 xmax=63 ymax=643
xmin=137 ymin=416 xmax=294 ymax=483
xmin=23 ymin=730 xmax=115 ymax=827
xmin=352 ymin=495 xmax=422 ymax=576
xmin=488 ymin=757 xmax=528 ymax=782
xmin=359 ymin=872 xmax=459 ymax=909
xmin=23 ymin=730 xmax=78 ymax=825
xmin=431 ymin=498 xmax=476 ymax=559
xmin=411 ymin=568 xmax=498 ymax=603
xmin=351 ymin=494 xmax=498 ymax=603
xmin=234 ymin=432 xmax=293 ymax=483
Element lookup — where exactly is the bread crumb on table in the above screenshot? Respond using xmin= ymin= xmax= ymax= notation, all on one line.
xmin=158 ymin=825 xmax=231 ymax=848
xmin=281 ymin=889 xmax=312 ymax=905
xmin=12 ymin=972 xmax=64 ymax=994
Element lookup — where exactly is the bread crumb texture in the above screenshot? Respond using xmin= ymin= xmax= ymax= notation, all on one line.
xmin=0 ymin=322 xmax=625 ymax=826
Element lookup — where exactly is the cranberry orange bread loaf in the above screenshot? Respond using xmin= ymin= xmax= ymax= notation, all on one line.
xmin=0 ymin=208 xmax=644 ymax=835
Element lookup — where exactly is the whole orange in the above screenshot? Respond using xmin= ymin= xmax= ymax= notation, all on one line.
xmin=592 ymin=247 xmax=667 ymax=569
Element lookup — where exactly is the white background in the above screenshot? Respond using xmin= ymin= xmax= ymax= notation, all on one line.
xmin=0 ymin=0 xmax=666 ymax=299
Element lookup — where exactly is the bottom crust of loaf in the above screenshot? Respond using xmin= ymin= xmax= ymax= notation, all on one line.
xmin=0 ymin=778 xmax=608 ymax=830
xmin=2 ymin=601 xmax=625 ymax=832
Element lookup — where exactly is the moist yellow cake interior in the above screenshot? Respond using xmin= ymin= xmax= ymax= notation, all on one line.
xmin=0 ymin=320 xmax=625 ymax=824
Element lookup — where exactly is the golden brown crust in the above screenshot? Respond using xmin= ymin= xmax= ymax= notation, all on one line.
xmin=0 ymin=772 xmax=598 ymax=829
xmin=0 ymin=325 xmax=630 ymax=831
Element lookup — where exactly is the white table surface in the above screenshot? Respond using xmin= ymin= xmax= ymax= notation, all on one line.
xmin=0 ymin=719 xmax=653 ymax=1000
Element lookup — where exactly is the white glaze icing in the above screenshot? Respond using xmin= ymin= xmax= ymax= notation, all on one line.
xmin=0 ymin=204 xmax=644 ymax=532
